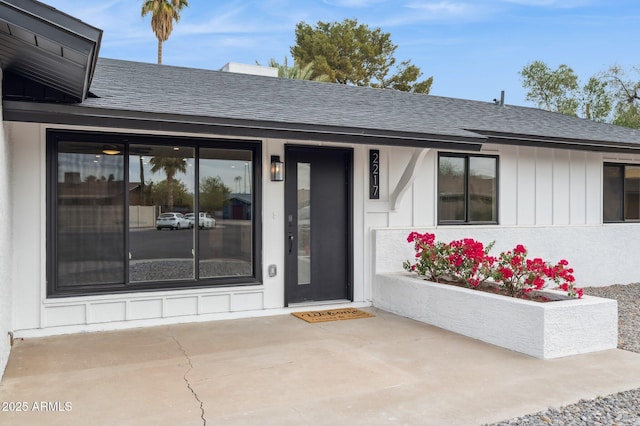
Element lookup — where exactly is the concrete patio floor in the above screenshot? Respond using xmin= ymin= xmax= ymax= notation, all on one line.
xmin=2 ymin=307 xmax=640 ymax=426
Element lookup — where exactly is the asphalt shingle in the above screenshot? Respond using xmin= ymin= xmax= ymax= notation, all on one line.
xmin=69 ymin=57 xmax=640 ymax=147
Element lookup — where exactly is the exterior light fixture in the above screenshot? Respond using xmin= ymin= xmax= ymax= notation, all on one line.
xmin=271 ymin=155 xmax=284 ymax=181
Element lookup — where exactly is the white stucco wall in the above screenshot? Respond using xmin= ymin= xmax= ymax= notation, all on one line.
xmin=374 ymin=225 xmax=640 ymax=287
xmin=373 ymin=272 xmax=618 ymax=359
xmin=0 ymin=69 xmax=13 ymax=379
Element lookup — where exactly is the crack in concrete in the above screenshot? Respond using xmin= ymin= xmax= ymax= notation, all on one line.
xmin=171 ymin=335 xmax=207 ymax=426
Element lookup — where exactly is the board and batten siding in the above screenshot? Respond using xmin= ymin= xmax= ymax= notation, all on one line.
xmin=366 ymin=144 xmax=606 ymax=228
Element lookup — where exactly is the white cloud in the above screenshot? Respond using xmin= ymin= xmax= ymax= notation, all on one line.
xmin=500 ymin=0 xmax=593 ymax=7
xmin=321 ymin=0 xmax=387 ymax=7
xmin=391 ymin=1 xmax=497 ymax=23
xmin=404 ymin=1 xmax=469 ymax=15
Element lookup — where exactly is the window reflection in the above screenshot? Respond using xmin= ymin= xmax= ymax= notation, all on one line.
xmin=469 ymin=157 xmax=497 ymax=222
xmin=438 ymin=154 xmax=498 ymax=224
xmin=297 ymin=163 xmax=311 ymax=285
xmin=625 ymin=166 xmax=640 ymax=220
xmin=603 ymin=165 xmax=623 ymax=222
xmin=438 ymin=156 xmax=465 ymax=221
xmin=57 ymin=142 xmax=125 ymax=287
xmin=51 ymin=134 xmax=258 ymax=296
xmin=199 ymin=148 xmax=253 ymax=278
xmin=129 ymin=145 xmax=195 ymax=282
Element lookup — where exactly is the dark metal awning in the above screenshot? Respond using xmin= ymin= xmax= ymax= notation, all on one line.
xmin=0 ymin=0 xmax=102 ymax=101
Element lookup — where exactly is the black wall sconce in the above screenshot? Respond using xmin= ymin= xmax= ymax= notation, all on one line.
xmin=271 ymin=155 xmax=284 ymax=181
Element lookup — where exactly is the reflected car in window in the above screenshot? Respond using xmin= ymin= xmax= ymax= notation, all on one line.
xmin=185 ymin=212 xmax=216 ymax=229
xmin=156 ymin=212 xmax=190 ymax=230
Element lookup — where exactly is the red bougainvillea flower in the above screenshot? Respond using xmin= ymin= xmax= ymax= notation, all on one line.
xmin=533 ymin=276 xmax=545 ymax=289
xmin=514 ymin=244 xmax=527 ymax=255
xmin=407 ymin=232 xmax=436 ymax=246
xmin=404 ymin=232 xmax=582 ymax=298
xmin=498 ymin=266 xmax=513 ymax=280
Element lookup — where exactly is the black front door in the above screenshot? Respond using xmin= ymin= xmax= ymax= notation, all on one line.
xmin=284 ymin=146 xmax=352 ymax=305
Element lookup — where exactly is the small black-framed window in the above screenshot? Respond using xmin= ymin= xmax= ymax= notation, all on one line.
xmin=47 ymin=130 xmax=262 ymax=297
xmin=438 ymin=153 xmax=498 ymax=224
xmin=603 ymin=163 xmax=640 ymax=222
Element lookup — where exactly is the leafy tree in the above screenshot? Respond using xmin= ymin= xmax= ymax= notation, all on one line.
xmin=141 ymin=0 xmax=189 ymax=64
xmin=520 ymin=60 xmax=612 ymax=122
xmin=200 ymin=176 xmax=230 ymax=213
xmin=151 ymin=179 xmax=192 ymax=210
xmin=603 ymin=65 xmax=640 ymax=129
xmin=520 ymin=61 xmax=640 ymax=128
xmin=579 ymin=77 xmax=612 ymax=121
xmin=520 ymin=61 xmax=580 ymax=115
xmin=291 ymin=18 xmax=433 ymax=93
xmin=613 ymin=103 xmax=640 ymax=129
xmin=149 ymin=156 xmax=187 ymax=210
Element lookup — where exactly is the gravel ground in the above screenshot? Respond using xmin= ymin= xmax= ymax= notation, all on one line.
xmin=488 ymin=283 xmax=640 ymax=426
xmin=129 ymin=259 xmax=251 ymax=281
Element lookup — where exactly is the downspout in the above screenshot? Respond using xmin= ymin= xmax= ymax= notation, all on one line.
xmin=390 ymin=148 xmax=430 ymax=211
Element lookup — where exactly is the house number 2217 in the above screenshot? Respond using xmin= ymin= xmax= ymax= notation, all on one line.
xmin=370 ymin=150 xmax=380 ymax=199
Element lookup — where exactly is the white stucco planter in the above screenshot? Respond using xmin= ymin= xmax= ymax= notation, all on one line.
xmin=373 ymin=272 xmax=618 ymax=359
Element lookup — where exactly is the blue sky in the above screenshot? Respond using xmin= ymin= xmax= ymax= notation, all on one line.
xmin=44 ymin=0 xmax=640 ymax=106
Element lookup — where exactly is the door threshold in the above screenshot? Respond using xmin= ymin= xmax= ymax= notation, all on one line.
xmin=288 ymin=299 xmax=351 ymax=308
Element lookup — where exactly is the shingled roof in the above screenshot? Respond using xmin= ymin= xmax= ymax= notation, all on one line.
xmin=6 ymin=57 xmax=640 ymax=152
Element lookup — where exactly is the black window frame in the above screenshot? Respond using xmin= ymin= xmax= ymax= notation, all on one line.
xmin=46 ymin=129 xmax=263 ymax=297
xmin=603 ymin=162 xmax=640 ymax=223
xmin=437 ymin=152 xmax=499 ymax=225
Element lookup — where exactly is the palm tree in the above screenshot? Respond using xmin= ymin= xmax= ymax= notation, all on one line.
xmin=141 ymin=0 xmax=189 ymax=64
xmin=264 ymin=57 xmax=330 ymax=82
xmin=149 ymin=156 xmax=187 ymax=211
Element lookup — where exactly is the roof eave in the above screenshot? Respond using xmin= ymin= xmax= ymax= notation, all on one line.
xmin=0 ymin=0 xmax=103 ymax=101
xmin=2 ymin=100 xmax=487 ymax=150
xmin=472 ymin=130 xmax=640 ymax=154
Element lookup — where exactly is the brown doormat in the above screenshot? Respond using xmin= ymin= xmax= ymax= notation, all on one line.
xmin=291 ymin=308 xmax=375 ymax=323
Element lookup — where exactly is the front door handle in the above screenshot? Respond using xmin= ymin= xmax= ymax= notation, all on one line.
xmin=288 ymin=233 xmax=294 ymax=254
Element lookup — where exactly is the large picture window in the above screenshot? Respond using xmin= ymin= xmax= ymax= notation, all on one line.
xmin=48 ymin=130 xmax=261 ymax=296
xmin=438 ymin=153 xmax=498 ymax=224
xmin=603 ymin=163 xmax=640 ymax=222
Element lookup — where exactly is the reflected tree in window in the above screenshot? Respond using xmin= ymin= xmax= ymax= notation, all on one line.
xmin=200 ymin=176 xmax=230 ymax=213
xmin=149 ymin=156 xmax=187 ymax=211
xmin=150 ymin=179 xmax=192 ymax=210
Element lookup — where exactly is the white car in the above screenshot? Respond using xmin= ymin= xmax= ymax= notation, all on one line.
xmin=156 ymin=212 xmax=190 ymax=230
xmin=185 ymin=212 xmax=216 ymax=229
